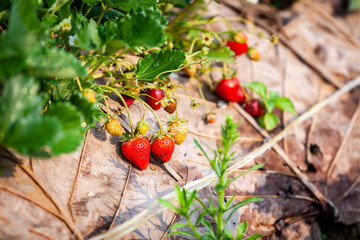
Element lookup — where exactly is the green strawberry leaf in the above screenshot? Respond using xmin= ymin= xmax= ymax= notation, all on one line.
xmin=82 ymin=0 xmax=101 ymax=5
xmin=269 ymin=91 xmax=279 ymax=100
xmin=105 ymin=0 xmax=157 ymax=12
xmin=47 ymin=0 xmax=71 ymax=14
xmin=0 ymin=75 xmax=61 ymax=156
xmin=75 ymin=14 xmax=103 ymax=50
xmin=263 ymin=98 xmax=275 ymax=113
xmin=136 ymin=49 xmax=186 ymax=81
xmin=45 ymin=102 xmax=85 ymax=155
xmin=29 ymin=47 xmax=87 ymax=78
xmin=275 ymin=97 xmax=297 ymax=115
xmin=244 ymin=81 xmax=267 ymax=99
xmin=116 ymin=7 xmax=167 ymax=49
xmin=70 ymin=92 xmax=104 ymax=128
xmin=0 ymin=75 xmax=42 ymax=140
xmin=206 ymin=46 xmax=235 ymax=64
xmin=5 ymin=0 xmax=40 ymax=54
xmin=263 ymin=112 xmax=279 ymax=130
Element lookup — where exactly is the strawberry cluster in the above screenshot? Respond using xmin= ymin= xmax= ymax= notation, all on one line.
xmin=104 ymin=89 xmax=188 ymax=170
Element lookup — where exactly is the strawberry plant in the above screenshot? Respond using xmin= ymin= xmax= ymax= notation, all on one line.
xmin=159 ymin=115 xmax=264 ymax=239
xmin=244 ymin=81 xmax=297 ymax=130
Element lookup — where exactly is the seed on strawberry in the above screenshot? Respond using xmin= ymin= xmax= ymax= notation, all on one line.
xmin=122 ymin=137 xmax=150 ymax=170
xmin=136 ymin=121 xmax=150 ymax=135
xmin=185 ymin=65 xmax=197 ymax=77
xmin=244 ymin=99 xmax=263 ymax=118
xmin=164 ymin=100 xmax=177 ymax=114
xmin=83 ymin=90 xmax=96 ymax=103
xmin=246 ymin=47 xmax=260 ymax=61
xmin=168 ymin=121 xmax=188 ymax=145
xmin=151 ymin=135 xmax=175 ymax=162
xmin=216 ymin=77 xmax=240 ymax=102
xmin=146 ymin=89 xmax=165 ymax=110
xmin=105 ymin=119 xmax=123 ymax=136
xmin=237 ymin=87 xmax=246 ymax=104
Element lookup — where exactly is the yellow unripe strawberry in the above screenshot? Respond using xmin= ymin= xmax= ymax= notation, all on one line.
xmin=136 ymin=121 xmax=150 ymax=135
xmin=184 ymin=65 xmax=197 ymax=77
xmin=83 ymin=89 xmax=96 ymax=103
xmin=246 ymin=47 xmax=260 ymax=61
xmin=105 ymin=119 xmax=123 ymax=136
xmin=168 ymin=121 xmax=188 ymax=145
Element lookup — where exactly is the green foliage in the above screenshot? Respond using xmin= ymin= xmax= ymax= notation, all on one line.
xmin=244 ymin=82 xmax=297 ymax=130
xmin=105 ymin=0 xmax=158 ymax=12
xmin=0 ymin=76 xmax=84 ymax=157
xmin=160 ymin=116 xmax=263 ymax=239
xmin=0 ymin=0 xmax=182 ymax=157
xmin=349 ymin=0 xmax=360 ymax=11
xmin=117 ymin=7 xmax=167 ymax=49
xmin=136 ymin=50 xmax=186 ymax=80
xmin=207 ymin=46 xmax=235 ymax=64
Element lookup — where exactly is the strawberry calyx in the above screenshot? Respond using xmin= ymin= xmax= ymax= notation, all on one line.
xmin=150 ymin=131 xmax=174 ymax=144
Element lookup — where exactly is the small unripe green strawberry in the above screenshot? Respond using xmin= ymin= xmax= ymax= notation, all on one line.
xmin=105 ymin=119 xmax=123 ymax=136
xmin=136 ymin=121 xmax=150 ymax=135
xmin=168 ymin=121 xmax=188 ymax=145
xmin=164 ymin=100 xmax=177 ymax=114
xmin=83 ymin=89 xmax=96 ymax=103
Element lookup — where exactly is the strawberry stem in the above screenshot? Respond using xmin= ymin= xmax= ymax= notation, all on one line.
xmin=75 ymin=77 xmax=83 ymax=91
xmin=102 ymin=95 xmax=110 ymax=119
xmin=196 ymin=78 xmax=211 ymax=113
xmin=100 ymin=85 xmax=134 ymax=137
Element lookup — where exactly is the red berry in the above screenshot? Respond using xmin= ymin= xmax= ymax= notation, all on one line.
xmin=237 ymin=87 xmax=246 ymax=104
xmin=244 ymin=99 xmax=263 ymax=118
xmin=146 ymin=89 xmax=165 ymax=110
xmin=151 ymin=136 xmax=175 ymax=162
xmin=216 ymin=77 xmax=240 ymax=102
xmin=121 ymin=95 xmax=135 ymax=107
xmin=227 ymin=41 xmax=248 ymax=56
xmin=122 ymin=137 xmax=150 ymax=170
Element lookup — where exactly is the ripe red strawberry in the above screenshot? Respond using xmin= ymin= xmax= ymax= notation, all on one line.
xmin=227 ymin=32 xmax=248 ymax=56
xmin=151 ymin=135 xmax=175 ymax=162
xmin=244 ymin=99 xmax=263 ymax=118
xmin=120 ymin=95 xmax=135 ymax=107
xmin=122 ymin=137 xmax=150 ymax=170
xmin=164 ymin=100 xmax=177 ymax=114
xmin=185 ymin=65 xmax=197 ymax=77
xmin=168 ymin=120 xmax=188 ymax=145
xmin=146 ymin=89 xmax=165 ymax=110
xmin=105 ymin=119 xmax=123 ymax=136
xmin=237 ymin=87 xmax=246 ymax=104
xmin=216 ymin=77 xmax=240 ymax=102
xmin=83 ymin=90 xmax=96 ymax=103
xmin=227 ymin=41 xmax=248 ymax=56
